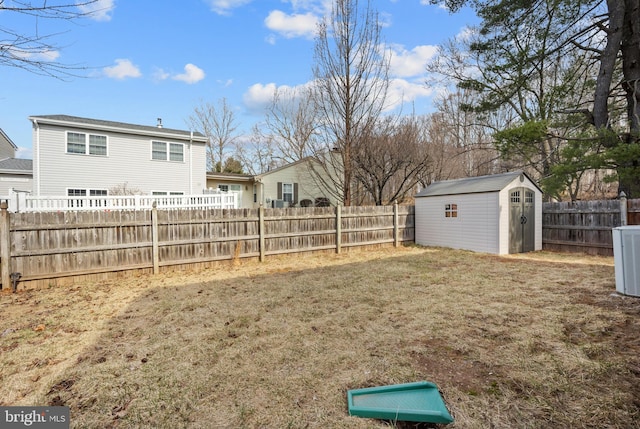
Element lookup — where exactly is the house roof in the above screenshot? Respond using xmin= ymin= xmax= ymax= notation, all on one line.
xmin=415 ymin=171 xmax=541 ymax=197
xmin=206 ymin=172 xmax=254 ymax=182
xmin=0 ymin=157 xmax=33 ymax=175
xmin=29 ymin=115 xmax=207 ymax=142
xmin=254 ymin=156 xmax=318 ymax=180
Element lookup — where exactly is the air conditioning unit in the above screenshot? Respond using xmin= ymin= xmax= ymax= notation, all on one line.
xmin=272 ymin=199 xmax=288 ymax=208
xmin=612 ymin=226 xmax=640 ymax=297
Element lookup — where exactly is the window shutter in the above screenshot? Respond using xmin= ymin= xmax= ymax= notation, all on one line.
xmin=293 ymin=183 xmax=298 ymax=205
xmin=277 ymin=182 xmax=282 ymax=200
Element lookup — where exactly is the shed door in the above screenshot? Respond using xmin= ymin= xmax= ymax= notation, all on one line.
xmin=509 ymin=188 xmax=535 ymax=253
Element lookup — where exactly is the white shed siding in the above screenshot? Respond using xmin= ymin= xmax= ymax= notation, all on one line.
xmin=416 ymin=192 xmax=500 ymax=253
xmin=34 ymin=123 xmax=206 ymax=196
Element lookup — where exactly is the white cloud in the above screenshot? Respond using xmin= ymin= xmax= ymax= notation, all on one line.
xmin=385 ymin=78 xmax=434 ymax=112
xmin=206 ymin=0 xmax=254 ymax=15
xmin=103 ymin=59 xmax=141 ymax=79
xmin=264 ymin=10 xmax=319 ymax=39
xmin=16 ymin=147 xmax=33 ymax=160
xmin=243 ymin=82 xmax=314 ymax=114
xmin=243 ymin=83 xmax=279 ymax=113
xmin=8 ymin=47 xmax=60 ymax=62
xmin=172 ymin=63 xmax=206 ymax=84
xmin=386 ymin=44 xmax=438 ymax=78
xmin=152 ymin=67 xmax=171 ymax=82
xmin=77 ymin=0 xmax=115 ymax=21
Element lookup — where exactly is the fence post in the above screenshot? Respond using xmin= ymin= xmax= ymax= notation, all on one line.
xmin=259 ymin=206 xmax=265 ymax=262
xmin=620 ymin=191 xmax=628 ymax=226
xmin=152 ymin=202 xmax=159 ymax=274
xmin=394 ymin=202 xmax=399 ymax=247
xmin=336 ymin=205 xmax=342 ymax=254
xmin=0 ymin=201 xmax=10 ymax=290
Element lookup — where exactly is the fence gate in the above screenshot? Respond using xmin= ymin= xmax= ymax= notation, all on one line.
xmin=509 ymin=188 xmax=535 ymax=253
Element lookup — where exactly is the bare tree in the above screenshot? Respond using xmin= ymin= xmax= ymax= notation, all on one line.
xmin=188 ymin=98 xmax=239 ymax=172
xmin=233 ymin=125 xmax=276 ymax=175
xmin=353 ymin=116 xmax=431 ymax=205
xmin=433 ymin=89 xmax=501 ymax=177
xmin=265 ymin=86 xmax=321 ymax=163
xmin=311 ymin=0 xmax=390 ymax=206
xmin=1 ymin=0 xmax=104 ymax=77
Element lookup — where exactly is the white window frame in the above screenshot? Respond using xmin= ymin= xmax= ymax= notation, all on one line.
xmin=445 ymin=203 xmax=458 ymax=218
xmin=282 ymin=183 xmax=294 ymax=203
xmin=151 ymin=191 xmax=185 ymax=196
xmin=66 ymin=131 xmax=108 ymax=156
xmin=66 ymin=188 xmax=108 ymax=208
xmin=151 ymin=141 xmax=184 ymax=162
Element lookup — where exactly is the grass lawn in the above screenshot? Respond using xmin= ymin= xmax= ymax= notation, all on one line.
xmin=1 ymin=246 xmax=639 ymax=428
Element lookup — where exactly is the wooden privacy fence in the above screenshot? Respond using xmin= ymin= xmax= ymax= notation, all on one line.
xmin=542 ymin=195 xmax=639 ymax=256
xmin=0 ymin=204 xmax=415 ymax=289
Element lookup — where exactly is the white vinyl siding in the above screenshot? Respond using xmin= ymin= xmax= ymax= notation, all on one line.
xmin=152 ymin=141 xmax=184 ymax=162
xmin=33 ymin=122 xmax=207 ymax=196
xmin=416 ymin=193 xmax=500 ymax=254
xmin=66 ymin=132 xmax=107 ymax=156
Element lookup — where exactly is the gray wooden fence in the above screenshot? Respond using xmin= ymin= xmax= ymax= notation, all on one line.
xmin=0 ymin=204 xmax=415 ymax=290
xmin=542 ymin=195 xmax=639 ymax=256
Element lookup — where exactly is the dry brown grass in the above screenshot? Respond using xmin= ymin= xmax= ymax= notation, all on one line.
xmin=1 ymin=246 xmax=639 ymax=429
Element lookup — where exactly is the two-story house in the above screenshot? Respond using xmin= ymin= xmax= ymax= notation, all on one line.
xmin=29 ymin=115 xmax=208 ymax=197
xmin=0 ymin=128 xmax=33 ymax=195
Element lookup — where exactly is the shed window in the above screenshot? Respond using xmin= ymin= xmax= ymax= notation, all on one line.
xmin=445 ymin=203 xmax=458 ymax=218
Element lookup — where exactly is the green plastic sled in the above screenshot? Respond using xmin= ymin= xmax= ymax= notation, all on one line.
xmin=347 ymin=381 xmax=454 ymax=424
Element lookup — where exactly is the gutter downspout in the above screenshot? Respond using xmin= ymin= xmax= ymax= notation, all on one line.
xmin=189 ymin=131 xmax=194 ymax=194
xmin=33 ymin=119 xmax=41 ymax=196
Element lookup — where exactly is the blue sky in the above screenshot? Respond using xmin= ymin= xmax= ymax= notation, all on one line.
xmin=2 ymin=0 xmax=477 ymax=159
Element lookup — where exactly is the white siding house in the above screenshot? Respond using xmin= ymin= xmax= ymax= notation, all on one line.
xmin=255 ymin=157 xmax=337 ymax=208
xmin=0 ymin=129 xmax=33 ymax=195
xmin=415 ymin=171 xmax=543 ymax=254
xmin=206 ymin=172 xmax=255 ymax=208
xmin=29 ymin=115 xmax=208 ymax=197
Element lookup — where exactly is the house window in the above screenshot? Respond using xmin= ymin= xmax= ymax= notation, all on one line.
xmin=66 ymin=132 xmax=107 ymax=156
xmin=445 ymin=203 xmax=458 ymax=218
xmin=152 ymin=141 xmax=184 ymax=162
xmin=67 ymin=188 xmax=108 ymax=208
xmin=152 ymin=191 xmax=184 ymax=196
xmin=218 ymin=184 xmax=229 ymax=192
xmin=282 ymin=183 xmax=293 ymax=203
xmin=253 ymin=185 xmax=257 ymax=203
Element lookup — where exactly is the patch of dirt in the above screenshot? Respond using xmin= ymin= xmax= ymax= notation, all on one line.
xmin=409 ymin=338 xmax=500 ymax=396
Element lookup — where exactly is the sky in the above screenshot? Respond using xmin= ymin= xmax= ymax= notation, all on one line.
xmin=1 ymin=0 xmax=478 ymax=159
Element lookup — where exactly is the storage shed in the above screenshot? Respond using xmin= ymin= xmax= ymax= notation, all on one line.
xmin=415 ymin=171 xmax=542 ymax=254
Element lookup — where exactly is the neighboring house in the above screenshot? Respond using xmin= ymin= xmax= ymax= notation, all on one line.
xmin=0 ymin=128 xmax=33 ymax=195
xmin=0 ymin=158 xmax=33 ymax=195
xmin=206 ymin=172 xmax=255 ymax=208
xmin=414 ymin=171 xmax=543 ymax=255
xmin=254 ymin=157 xmax=337 ymax=208
xmin=29 ymin=115 xmax=208 ymax=197
xmin=0 ymin=128 xmax=18 ymax=159
xmin=205 ymin=157 xmax=339 ymax=208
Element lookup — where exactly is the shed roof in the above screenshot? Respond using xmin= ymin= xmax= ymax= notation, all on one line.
xmin=416 ymin=171 xmax=541 ymax=197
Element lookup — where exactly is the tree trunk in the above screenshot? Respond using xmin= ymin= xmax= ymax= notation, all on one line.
xmin=618 ymin=0 xmax=640 ymax=197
